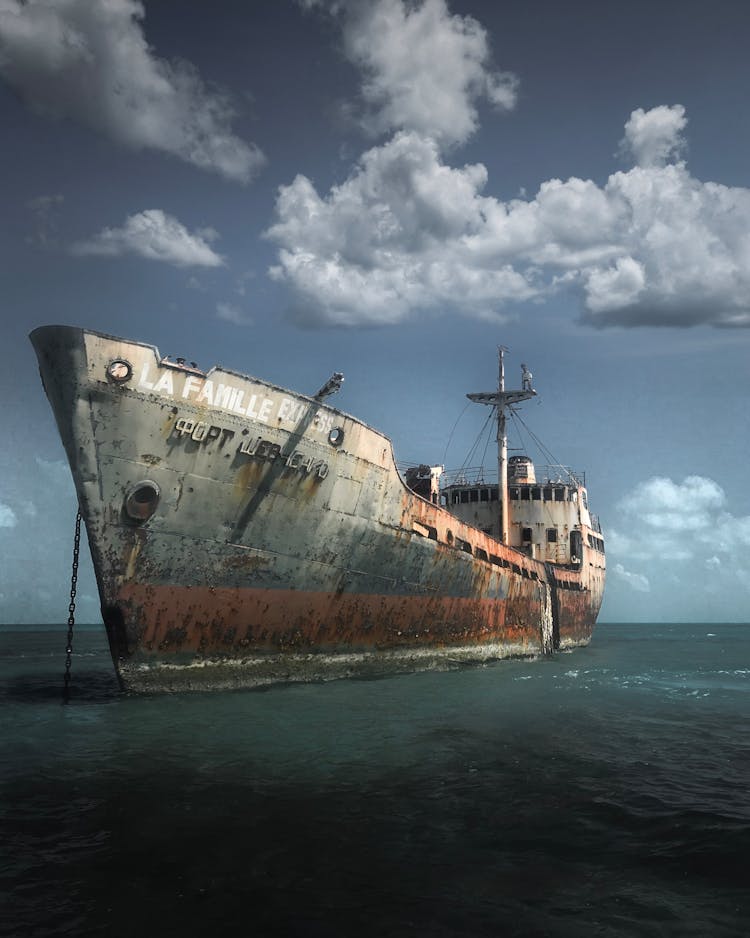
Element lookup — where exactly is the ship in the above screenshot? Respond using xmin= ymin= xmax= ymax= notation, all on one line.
xmin=31 ymin=325 xmax=606 ymax=692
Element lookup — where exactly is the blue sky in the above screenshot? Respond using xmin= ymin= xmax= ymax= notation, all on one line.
xmin=1 ymin=0 xmax=749 ymax=624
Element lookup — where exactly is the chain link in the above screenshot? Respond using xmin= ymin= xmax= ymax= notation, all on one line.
xmin=63 ymin=509 xmax=81 ymax=704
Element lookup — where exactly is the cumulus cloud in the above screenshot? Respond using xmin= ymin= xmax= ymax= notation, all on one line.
xmin=280 ymin=9 xmax=740 ymax=329
xmin=607 ymin=475 xmax=750 ymax=606
xmin=618 ymin=476 xmax=726 ymax=532
xmin=329 ymin=0 xmax=517 ymax=145
xmin=268 ymin=103 xmax=750 ymax=328
xmin=72 ymin=209 xmax=224 ymax=267
xmin=621 ymin=104 xmax=687 ymax=168
xmin=0 ymin=0 xmax=264 ymax=182
xmin=267 ymin=132 xmax=536 ymax=325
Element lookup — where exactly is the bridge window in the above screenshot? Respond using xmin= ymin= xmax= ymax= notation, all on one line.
xmin=480 ymin=488 xmax=489 ymax=502
xmin=546 ymin=528 xmax=557 ymax=543
xmin=532 ymin=487 xmax=541 ymax=501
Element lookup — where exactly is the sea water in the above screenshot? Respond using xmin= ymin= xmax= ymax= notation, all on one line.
xmin=1 ymin=623 xmax=748 ymax=937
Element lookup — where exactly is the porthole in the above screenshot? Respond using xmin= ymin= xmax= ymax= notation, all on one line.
xmin=106 ymin=359 xmax=133 ymax=383
xmin=328 ymin=427 xmax=345 ymax=447
xmin=124 ymin=480 xmax=160 ymax=522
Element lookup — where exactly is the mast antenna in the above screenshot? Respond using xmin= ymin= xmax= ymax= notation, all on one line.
xmin=467 ymin=347 xmax=536 ymax=544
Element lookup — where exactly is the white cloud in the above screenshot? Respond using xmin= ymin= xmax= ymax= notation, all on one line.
xmin=216 ymin=301 xmax=253 ymax=326
xmin=613 ymin=563 xmax=650 ymax=593
xmin=584 ymin=256 xmax=645 ymax=314
xmin=607 ymin=475 xmax=750 ymax=609
xmin=0 ymin=502 xmax=17 ymax=528
xmin=267 ymin=132 xmax=536 ymax=325
xmin=621 ymin=104 xmax=687 ymax=168
xmin=0 ymin=0 xmax=264 ymax=182
xmin=581 ymin=159 xmax=750 ymax=327
xmin=72 ymin=209 xmax=224 ymax=267
xmin=309 ymin=0 xmax=517 ymax=145
xmin=268 ymin=104 xmax=750 ymax=328
xmin=618 ymin=476 xmax=726 ymax=532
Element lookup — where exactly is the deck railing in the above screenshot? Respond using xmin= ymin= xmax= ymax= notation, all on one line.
xmin=439 ymin=465 xmax=585 ymax=488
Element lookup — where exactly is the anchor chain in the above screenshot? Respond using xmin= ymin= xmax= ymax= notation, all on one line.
xmin=63 ymin=509 xmax=82 ymax=703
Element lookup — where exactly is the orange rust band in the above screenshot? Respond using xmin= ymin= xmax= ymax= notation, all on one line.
xmin=113 ymin=582 xmax=545 ymax=656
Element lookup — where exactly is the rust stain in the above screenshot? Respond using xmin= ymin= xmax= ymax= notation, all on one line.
xmin=113 ymin=582 xmax=559 ymax=660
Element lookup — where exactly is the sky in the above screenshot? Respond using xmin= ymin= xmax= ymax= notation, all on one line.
xmin=1 ymin=0 xmax=749 ymax=625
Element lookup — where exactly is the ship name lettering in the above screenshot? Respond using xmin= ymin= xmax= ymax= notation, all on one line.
xmin=141 ymin=363 xmax=330 ymax=435
xmin=179 ymin=377 xmax=274 ymax=423
xmin=173 ymin=418 xmax=235 ymax=446
xmin=278 ymin=397 xmax=308 ymax=423
xmin=239 ymin=437 xmax=282 ymax=460
xmin=239 ymin=439 xmax=328 ymax=478
xmin=285 ymin=450 xmax=329 ymax=479
xmin=312 ymin=410 xmax=334 ymax=435
xmin=138 ymin=362 xmax=174 ymax=395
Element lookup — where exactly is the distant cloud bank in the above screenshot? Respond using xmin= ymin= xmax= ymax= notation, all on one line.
xmin=0 ymin=0 xmax=264 ymax=182
xmin=72 ymin=209 xmax=224 ymax=267
xmin=607 ymin=475 xmax=750 ymax=598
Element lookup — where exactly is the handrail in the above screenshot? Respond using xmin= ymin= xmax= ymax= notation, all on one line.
xmin=440 ymin=465 xmax=586 ymax=488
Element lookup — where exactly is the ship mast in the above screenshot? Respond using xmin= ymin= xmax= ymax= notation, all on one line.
xmin=497 ymin=347 xmax=508 ymax=544
xmin=467 ymin=347 xmax=536 ymax=544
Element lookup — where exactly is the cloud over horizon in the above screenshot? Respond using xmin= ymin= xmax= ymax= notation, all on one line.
xmin=0 ymin=0 xmax=264 ymax=183
xmin=607 ymin=475 xmax=750 ymax=603
xmin=72 ymin=209 xmax=224 ymax=267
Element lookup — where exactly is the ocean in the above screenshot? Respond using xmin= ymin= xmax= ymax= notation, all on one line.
xmin=1 ymin=623 xmax=748 ymax=937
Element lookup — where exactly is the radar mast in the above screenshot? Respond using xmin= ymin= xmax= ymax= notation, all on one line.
xmin=467 ymin=347 xmax=536 ymax=543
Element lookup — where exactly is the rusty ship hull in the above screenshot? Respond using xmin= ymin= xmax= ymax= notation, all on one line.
xmin=32 ymin=325 xmax=605 ymax=692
